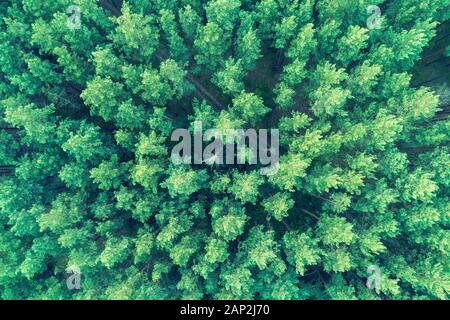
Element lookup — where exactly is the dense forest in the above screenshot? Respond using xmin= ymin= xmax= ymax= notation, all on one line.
xmin=0 ymin=0 xmax=449 ymax=300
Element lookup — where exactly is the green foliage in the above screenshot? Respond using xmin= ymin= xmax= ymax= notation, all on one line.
xmin=100 ymin=237 xmax=131 ymax=269
xmin=0 ymin=0 xmax=448 ymax=301
xmin=229 ymin=171 xmax=264 ymax=204
xmin=161 ymin=166 xmax=208 ymax=198
xmin=262 ymin=192 xmax=294 ymax=221
xmin=283 ymin=231 xmax=321 ymax=276
xmin=212 ymin=201 xmax=248 ymax=242
xmin=213 ymin=58 xmax=245 ymax=96
xmin=317 ymin=215 xmax=355 ymax=247
xmin=109 ymin=2 xmax=159 ymax=61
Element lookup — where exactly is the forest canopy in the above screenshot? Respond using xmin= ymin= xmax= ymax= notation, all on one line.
xmin=0 ymin=0 xmax=449 ymax=300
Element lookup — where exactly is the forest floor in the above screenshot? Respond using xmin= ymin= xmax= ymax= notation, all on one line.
xmin=412 ymin=20 xmax=450 ymax=120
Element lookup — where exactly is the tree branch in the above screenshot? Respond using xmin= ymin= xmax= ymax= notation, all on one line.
xmin=302 ymin=209 xmax=320 ymax=220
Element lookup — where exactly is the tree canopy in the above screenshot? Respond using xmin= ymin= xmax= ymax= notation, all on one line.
xmin=0 ymin=0 xmax=449 ymax=300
